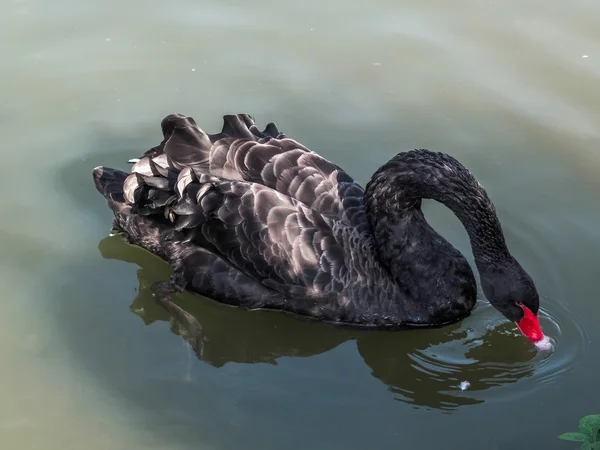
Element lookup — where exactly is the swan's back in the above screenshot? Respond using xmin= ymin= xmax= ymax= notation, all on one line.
xmin=130 ymin=114 xmax=367 ymax=228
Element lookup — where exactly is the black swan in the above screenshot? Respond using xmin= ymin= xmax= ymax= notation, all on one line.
xmin=92 ymin=113 xmax=551 ymax=351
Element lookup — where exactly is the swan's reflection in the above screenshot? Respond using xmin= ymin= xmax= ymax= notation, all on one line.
xmin=98 ymin=234 xmax=538 ymax=411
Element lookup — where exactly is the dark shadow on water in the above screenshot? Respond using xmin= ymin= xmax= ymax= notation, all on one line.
xmin=98 ymin=233 xmax=539 ymax=411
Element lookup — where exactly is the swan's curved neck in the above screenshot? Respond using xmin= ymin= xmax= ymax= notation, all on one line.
xmin=364 ymin=150 xmax=511 ymax=274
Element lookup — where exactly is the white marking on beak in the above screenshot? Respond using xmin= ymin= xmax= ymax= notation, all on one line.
xmin=534 ymin=335 xmax=553 ymax=351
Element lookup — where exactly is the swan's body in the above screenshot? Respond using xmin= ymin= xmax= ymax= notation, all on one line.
xmin=93 ymin=113 xmax=548 ymax=347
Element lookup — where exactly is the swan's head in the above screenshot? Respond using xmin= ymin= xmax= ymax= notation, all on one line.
xmin=480 ymin=260 xmax=550 ymax=351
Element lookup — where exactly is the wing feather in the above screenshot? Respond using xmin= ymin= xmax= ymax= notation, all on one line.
xmin=127 ymin=113 xmax=367 ymax=227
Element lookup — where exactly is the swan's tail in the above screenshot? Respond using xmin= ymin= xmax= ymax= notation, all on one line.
xmin=93 ymin=166 xmax=131 ymax=216
xmin=93 ymin=165 xmax=180 ymax=260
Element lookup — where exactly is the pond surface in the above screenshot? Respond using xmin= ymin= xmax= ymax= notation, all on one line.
xmin=1 ymin=0 xmax=599 ymax=448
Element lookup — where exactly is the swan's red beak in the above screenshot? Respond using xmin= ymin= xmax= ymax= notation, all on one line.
xmin=515 ymin=305 xmax=552 ymax=351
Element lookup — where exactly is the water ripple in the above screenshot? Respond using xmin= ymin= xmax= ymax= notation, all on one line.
xmin=381 ymin=294 xmax=588 ymax=410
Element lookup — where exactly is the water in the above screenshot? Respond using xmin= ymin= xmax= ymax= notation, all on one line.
xmin=1 ymin=0 xmax=599 ymax=448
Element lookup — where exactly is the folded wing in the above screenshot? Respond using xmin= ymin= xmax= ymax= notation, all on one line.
xmin=123 ymin=165 xmax=349 ymax=312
